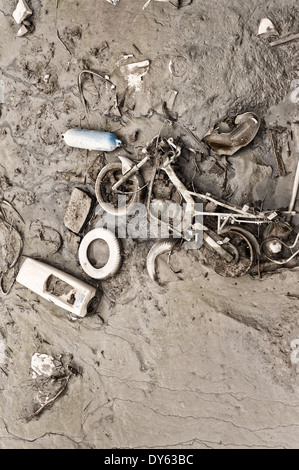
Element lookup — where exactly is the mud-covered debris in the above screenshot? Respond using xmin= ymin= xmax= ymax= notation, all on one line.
xmin=13 ymin=0 xmax=32 ymax=24
xmin=16 ymin=258 xmax=101 ymax=318
xmin=120 ymin=60 xmax=150 ymax=91
xmin=257 ymin=18 xmax=279 ymax=38
xmin=31 ymin=353 xmax=62 ymax=379
xmin=64 ymin=187 xmax=93 ymax=234
xmin=203 ymin=112 xmax=261 ymax=156
xmin=17 ymin=25 xmax=29 ymax=37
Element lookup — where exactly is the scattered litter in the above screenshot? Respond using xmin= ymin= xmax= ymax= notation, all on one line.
xmin=63 ymin=128 xmax=122 ymax=152
xmin=270 ymin=32 xmax=299 ymax=47
xmin=203 ymin=112 xmax=261 ymax=156
xmin=12 ymin=0 xmax=32 ymax=24
xmin=27 ymin=353 xmax=78 ymax=421
xmin=257 ymin=18 xmax=279 ymax=38
xmin=79 ymin=228 xmax=122 ymax=280
xmin=31 ymin=353 xmax=61 ymax=379
xmin=106 ymin=0 xmax=120 ymax=5
xmin=64 ymin=187 xmax=93 ymax=234
xmin=16 ymin=258 xmax=101 ymax=317
xmin=120 ymin=60 xmax=150 ymax=91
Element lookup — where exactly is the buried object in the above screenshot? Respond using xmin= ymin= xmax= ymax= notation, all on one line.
xmin=16 ymin=258 xmax=101 ymax=317
xmin=203 ymin=112 xmax=261 ymax=156
xmin=79 ymin=228 xmax=122 ymax=280
xmin=62 ymin=129 xmax=122 ymax=152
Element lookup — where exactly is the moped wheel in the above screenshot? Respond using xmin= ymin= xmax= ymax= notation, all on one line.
xmin=95 ymin=162 xmax=144 ymax=216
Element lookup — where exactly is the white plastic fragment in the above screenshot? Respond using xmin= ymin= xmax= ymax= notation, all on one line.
xmin=31 ymin=353 xmax=61 ymax=378
xmin=106 ymin=0 xmax=119 ymax=5
xmin=257 ymin=18 xmax=279 ymax=38
xmin=16 ymin=24 xmax=28 ymax=37
xmin=120 ymin=60 xmax=150 ymax=91
xmin=13 ymin=0 xmax=32 ymax=24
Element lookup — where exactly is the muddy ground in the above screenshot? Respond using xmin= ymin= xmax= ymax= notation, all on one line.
xmin=1 ymin=0 xmax=299 ymax=449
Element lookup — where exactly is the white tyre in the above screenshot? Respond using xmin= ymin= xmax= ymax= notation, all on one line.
xmin=79 ymin=228 xmax=122 ymax=280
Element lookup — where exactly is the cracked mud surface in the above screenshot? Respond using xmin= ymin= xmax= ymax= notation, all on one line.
xmin=1 ymin=0 xmax=299 ymax=449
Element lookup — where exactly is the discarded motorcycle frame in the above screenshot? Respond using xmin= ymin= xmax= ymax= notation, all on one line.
xmin=95 ymin=133 xmax=299 ymax=279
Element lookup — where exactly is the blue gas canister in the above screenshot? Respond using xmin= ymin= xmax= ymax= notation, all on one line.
xmin=62 ymin=129 xmax=123 ymax=152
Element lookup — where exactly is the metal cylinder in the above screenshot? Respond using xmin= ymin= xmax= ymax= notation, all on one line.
xmin=62 ymin=128 xmax=122 ymax=152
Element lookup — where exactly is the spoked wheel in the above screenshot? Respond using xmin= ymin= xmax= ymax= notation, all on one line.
xmin=95 ymin=162 xmax=144 ymax=216
xmin=214 ymin=228 xmax=254 ymax=277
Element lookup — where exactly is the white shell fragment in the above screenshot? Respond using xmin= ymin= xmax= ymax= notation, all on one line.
xmin=257 ymin=18 xmax=279 ymax=38
xmin=31 ymin=353 xmax=61 ymax=378
xmin=16 ymin=24 xmax=28 ymax=37
xmin=13 ymin=0 xmax=32 ymax=24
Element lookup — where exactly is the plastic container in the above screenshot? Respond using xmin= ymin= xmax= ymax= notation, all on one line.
xmin=16 ymin=258 xmax=101 ymax=317
xmin=62 ymin=129 xmax=122 ymax=152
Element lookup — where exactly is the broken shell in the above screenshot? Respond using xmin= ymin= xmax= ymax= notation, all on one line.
xmin=13 ymin=0 xmax=32 ymax=24
xmin=16 ymin=24 xmax=29 ymax=37
xmin=257 ymin=18 xmax=279 ymax=38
